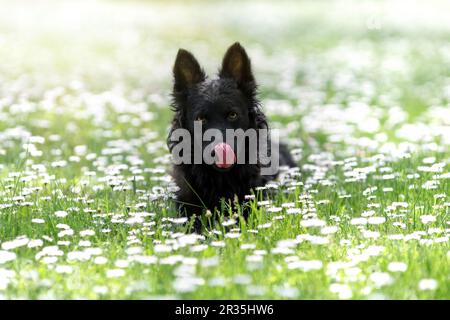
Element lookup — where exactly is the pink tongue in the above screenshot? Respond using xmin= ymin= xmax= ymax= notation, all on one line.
xmin=214 ymin=143 xmax=236 ymax=169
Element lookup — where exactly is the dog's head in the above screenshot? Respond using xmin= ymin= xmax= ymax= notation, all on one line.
xmin=169 ymin=42 xmax=267 ymax=171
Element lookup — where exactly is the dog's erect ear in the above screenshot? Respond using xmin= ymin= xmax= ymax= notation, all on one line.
xmin=219 ymin=42 xmax=255 ymax=87
xmin=173 ymin=49 xmax=205 ymax=92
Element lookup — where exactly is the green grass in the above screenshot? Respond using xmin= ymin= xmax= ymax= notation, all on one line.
xmin=0 ymin=0 xmax=448 ymax=299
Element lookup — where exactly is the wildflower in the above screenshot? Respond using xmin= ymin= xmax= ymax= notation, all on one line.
xmin=115 ymin=260 xmax=129 ymax=268
xmin=210 ymin=241 xmax=225 ymax=247
xmin=241 ymin=244 xmax=256 ymax=250
xmin=79 ymin=240 xmax=91 ymax=247
xmin=321 ymin=226 xmax=338 ymax=235
xmin=126 ymin=247 xmax=142 ymax=255
xmin=330 ymin=283 xmax=353 ymax=299
xmin=224 ymin=232 xmax=241 ymax=239
xmin=300 ymin=218 xmax=325 ymax=228
xmin=368 ymin=216 xmax=386 ymax=225
xmin=93 ymin=286 xmax=109 ymax=295
xmin=388 ymin=262 xmax=407 ymax=272
xmin=418 ymin=279 xmax=438 ymax=291
xmin=154 ymin=244 xmax=172 ymax=253
xmin=94 ymin=256 xmax=108 ymax=265
xmin=80 ymin=230 xmax=95 ymax=237
xmin=287 ymin=260 xmax=323 ymax=271
xmin=267 ymin=206 xmax=282 ymax=213
xmin=2 ymin=237 xmax=29 ymax=250
xmin=0 ymin=251 xmax=17 ymax=264
xmin=27 ymin=239 xmax=44 ymax=248
xmin=286 ymin=208 xmax=302 ymax=215
xmin=67 ymin=251 xmax=91 ymax=262
xmin=55 ymin=210 xmax=68 ymax=218
xmin=420 ymin=215 xmax=436 ymax=224
xmin=364 ymin=245 xmax=385 ymax=256
xmin=222 ymin=219 xmax=237 ymax=227
xmin=257 ymin=222 xmax=272 ymax=229
xmin=351 ymin=217 xmax=367 ymax=225
xmin=369 ymin=272 xmax=393 ymax=287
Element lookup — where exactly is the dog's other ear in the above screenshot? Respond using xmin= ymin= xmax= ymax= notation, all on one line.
xmin=173 ymin=49 xmax=205 ymax=92
xmin=220 ymin=42 xmax=255 ymax=88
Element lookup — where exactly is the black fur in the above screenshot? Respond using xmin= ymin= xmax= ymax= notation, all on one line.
xmin=168 ymin=42 xmax=296 ymax=223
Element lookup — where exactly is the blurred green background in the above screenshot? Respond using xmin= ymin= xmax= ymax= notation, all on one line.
xmin=0 ymin=0 xmax=448 ymax=299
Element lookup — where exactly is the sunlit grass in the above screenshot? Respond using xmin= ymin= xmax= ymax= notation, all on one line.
xmin=0 ymin=0 xmax=449 ymax=299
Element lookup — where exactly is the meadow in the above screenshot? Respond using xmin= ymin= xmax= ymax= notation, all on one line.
xmin=0 ymin=0 xmax=448 ymax=299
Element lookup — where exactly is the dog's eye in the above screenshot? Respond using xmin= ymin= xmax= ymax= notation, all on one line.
xmin=195 ymin=116 xmax=206 ymax=123
xmin=227 ymin=111 xmax=238 ymax=121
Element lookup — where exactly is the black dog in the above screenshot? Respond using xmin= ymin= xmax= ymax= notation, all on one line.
xmin=168 ymin=42 xmax=296 ymax=224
